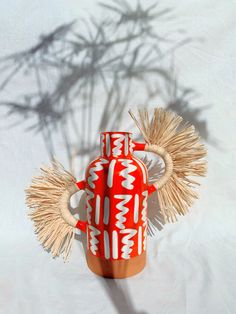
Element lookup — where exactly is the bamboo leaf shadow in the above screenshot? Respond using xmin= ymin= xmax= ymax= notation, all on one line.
xmin=0 ymin=1 xmax=213 ymax=312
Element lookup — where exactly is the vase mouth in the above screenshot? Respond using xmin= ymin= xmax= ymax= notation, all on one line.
xmin=100 ymin=132 xmax=133 ymax=157
xmin=101 ymin=131 xmax=132 ymax=135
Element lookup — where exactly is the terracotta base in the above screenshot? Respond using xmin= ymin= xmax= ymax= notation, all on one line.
xmin=86 ymin=250 xmax=146 ymax=278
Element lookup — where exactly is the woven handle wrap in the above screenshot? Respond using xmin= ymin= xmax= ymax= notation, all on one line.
xmin=133 ymin=142 xmax=173 ymax=192
xmin=144 ymin=144 xmax=173 ymax=190
xmin=59 ymin=180 xmax=87 ymax=232
xmin=59 ymin=184 xmax=80 ymax=227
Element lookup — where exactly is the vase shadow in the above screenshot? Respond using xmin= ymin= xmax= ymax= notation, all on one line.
xmin=71 ymin=182 xmax=148 ymax=314
xmin=69 ymin=153 xmax=163 ymax=314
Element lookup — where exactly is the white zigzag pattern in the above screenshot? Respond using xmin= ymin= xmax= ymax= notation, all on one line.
xmin=115 ymin=194 xmax=132 ymax=229
xmin=119 ymin=159 xmax=137 ymax=190
xmin=85 ymin=188 xmax=94 ymax=224
xmin=141 ymin=190 xmax=148 ymax=226
xmin=120 ymin=229 xmax=137 ymax=259
xmin=143 ymin=225 xmax=147 ymax=251
xmin=112 ymin=134 xmax=125 ymax=157
xmin=88 ymin=158 xmax=108 ymax=189
xmin=89 ymin=225 xmax=100 ymax=255
xmin=141 ymin=191 xmax=148 ymax=251
xmin=129 ymin=140 xmax=135 ymax=153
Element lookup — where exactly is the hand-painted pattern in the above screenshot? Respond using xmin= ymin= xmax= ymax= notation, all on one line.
xmin=138 ymin=226 xmax=142 ymax=255
xmin=119 ymin=159 xmax=137 ymax=190
xmin=85 ymin=188 xmax=94 ymax=224
xmin=111 ymin=134 xmax=125 ymax=157
xmin=133 ymin=193 xmax=139 ymax=223
xmin=115 ymin=194 xmax=132 ymax=229
xmin=88 ymin=158 xmax=108 ymax=189
xmin=105 ymin=134 xmax=111 ymax=157
xmin=89 ymin=225 xmax=100 ymax=255
xmin=129 ymin=139 xmax=135 ymax=153
xmin=95 ymin=195 xmax=100 ymax=225
xmin=143 ymin=225 xmax=147 ymax=251
xmin=103 ymin=196 xmax=110 ymax=225
xmin=85 ymin=132 xmax=149 ymax=260
xmin=112 ymin=230 xmax=118 ymax=259
xmin=100 ymin=133 xmax=105 ymax=156
xmin=141 ymin=191 xmax=148 ymax=251
xmin=107 ymin=159 xmax=116 ymax=188
xmin=104 ymin=230 xmax=110 ymax=259
xmin=120 ymin=229 xmax=137 ymax=259
xmin=141 ymin=191 xmax=148 ymax=225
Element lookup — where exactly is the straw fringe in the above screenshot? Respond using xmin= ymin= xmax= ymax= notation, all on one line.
xmin=129 ymin=108 xmax=207 ymax=223
xmin=25 ymin=160 xmax=77 ymax=261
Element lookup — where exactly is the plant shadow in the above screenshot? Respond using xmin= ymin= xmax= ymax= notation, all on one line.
xmin=0 ymin=0 xmax=214 ymax=313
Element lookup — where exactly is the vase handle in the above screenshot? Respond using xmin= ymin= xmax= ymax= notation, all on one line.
xmin=133 ymin=142 xmax=173 ymax=195
xmin=59 ymin=180 xmax=87 ymax=232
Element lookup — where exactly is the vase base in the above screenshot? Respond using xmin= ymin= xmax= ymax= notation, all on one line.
xmin=86 ymin=250 xmax=146 ymax=279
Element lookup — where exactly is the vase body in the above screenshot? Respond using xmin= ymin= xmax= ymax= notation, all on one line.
xmin=84 ymin=132 xmax=148 ymax=278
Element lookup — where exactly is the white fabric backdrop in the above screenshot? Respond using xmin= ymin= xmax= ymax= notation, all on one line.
xmin=0 ymin=1 xmax=236 ymax=313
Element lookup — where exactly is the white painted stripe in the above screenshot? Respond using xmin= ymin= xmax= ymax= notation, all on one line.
xmin=100 ymin=134 xmax=105 ymax=155
xmin=134 ymin=194 xmax=139 ymax=223
xmin=103 ymin=196 xmax=110 ymax=225
xmin=95 ymin=195 xmax=100 ymax=225
xmin=133 ymin=157 xmax=147 ymax=184
xmin=141 ymin=190 xmax=148 ymax=225
xmin=124 ymin=134 xmax=129 ymax=156
xmin=112 ymin=230 xmax=118 ymax=259
xmin=104 ymin=230 xmax=110 ymax=259
xmin=143 ymin=225 xmax=147 ymax=251
xmin=107 ymin=159 xmax=116 ymax=187
xmin=138 ymin=226 xmax=142 ymax=255
xmin=106 ymin=134 xmax=111 ymax=157
xmin=85 ymin=188 xmax=94 ymax=224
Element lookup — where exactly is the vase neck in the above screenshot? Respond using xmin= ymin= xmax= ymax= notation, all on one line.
xmin=100 ymin=132 xmax=133 ymax=158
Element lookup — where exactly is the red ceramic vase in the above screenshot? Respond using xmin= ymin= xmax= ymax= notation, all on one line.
xmin=76 ymin=132 xmax=154 ymax=278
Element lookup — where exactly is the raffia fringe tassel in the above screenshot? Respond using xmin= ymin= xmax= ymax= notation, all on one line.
xmin=25 ymin=161 xmax=77 ymax=261
xmin=129 ymin=108 xmax=207 ymax=223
